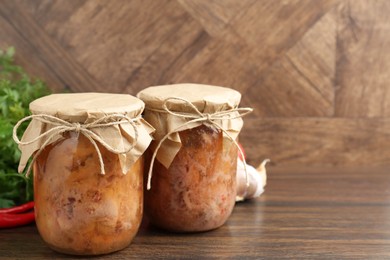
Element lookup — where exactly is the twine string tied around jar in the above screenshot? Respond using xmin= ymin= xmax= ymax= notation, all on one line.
xmin=146 ymin=97 xmax=253 ymax=191
xmin=13 ymin=113 xmax=140 ymax=176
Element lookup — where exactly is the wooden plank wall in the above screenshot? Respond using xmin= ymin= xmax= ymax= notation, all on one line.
xmin=1 ymin=0 xmax=390 ymax=167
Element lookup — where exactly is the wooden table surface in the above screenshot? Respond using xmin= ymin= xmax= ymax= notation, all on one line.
xmin=1 ymin=166 xmax=390 ymax=259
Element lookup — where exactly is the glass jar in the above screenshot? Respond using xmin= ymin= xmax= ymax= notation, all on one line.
xmin=15 ymin=93 xmax=153 ymax=255
xmin=137 ymin=84 xmax=248 ymax=232
xmin=145 ymin=125 xmax=237 ymax=232
xmin=34 ymin=133 xmax=143 ymax=255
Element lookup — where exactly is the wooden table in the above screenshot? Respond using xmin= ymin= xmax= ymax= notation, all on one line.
xmin=1 ymin=166 xmax=390 ymax=259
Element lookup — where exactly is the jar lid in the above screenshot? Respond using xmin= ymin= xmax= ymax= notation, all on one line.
xmin=16 ymin=92 xmax=154 ymax=175
xmin=30 ymin=93 xmax=144 ymax=122
xmin=136 ymin=83 xmax=249 ymax=174
xmin=137 ymin=83 xmax=241 ymax=113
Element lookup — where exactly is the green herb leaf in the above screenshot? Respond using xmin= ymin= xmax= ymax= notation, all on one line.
xmin=0 ymin=47 xmax=51 ymax=208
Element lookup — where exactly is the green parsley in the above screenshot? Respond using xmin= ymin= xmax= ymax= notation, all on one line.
xmin=0 ymin=47 xmax=51 ymax=208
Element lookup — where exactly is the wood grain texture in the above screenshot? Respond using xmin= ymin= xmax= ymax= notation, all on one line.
xmin=0 ymin=0 xmax=100 ymax=92
xmin=242 ymin=118 xmax=390 ymax=166
xmin=177 ymin=0 xmax=256 ymax=37
xmin=0 ymin=0 xmax=389 ymax=166
xmin=335 ymin=0 xmax=390 ymax=117
xmin=243 ymin=8 xmax=337 ymax=117
xmin=2 ymin=166 xmax=390 ymax=258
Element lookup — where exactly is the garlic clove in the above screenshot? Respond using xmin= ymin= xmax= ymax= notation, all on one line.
xmin=235 ymin=159 xmax=270 ymax=202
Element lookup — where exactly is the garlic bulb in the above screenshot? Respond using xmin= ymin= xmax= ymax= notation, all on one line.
xmin=236 ymin=159 xmax=270 ymax=202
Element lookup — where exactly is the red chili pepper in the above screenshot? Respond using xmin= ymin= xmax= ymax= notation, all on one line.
xmin=0 ymin=212 xmax=35 ymax=228
xmin=0 ymin=201 xmax=35 ymax=214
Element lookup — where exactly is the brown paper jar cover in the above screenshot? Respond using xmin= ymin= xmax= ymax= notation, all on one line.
xmin=137 ymin=83 xmax=248 ymax=232
xmin=137 ymin=83 xmax=244 ymax=169
xmin=15 ymin=93 xmax=154 ymax=255
xmin=18 ymin=92 xmax=155 ymax=174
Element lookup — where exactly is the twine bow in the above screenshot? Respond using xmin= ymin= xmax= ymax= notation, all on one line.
xmin=13 ymin=114 xmax=140 ymax=176
xmin=146 ymin=97 xmax=253 ymax=190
